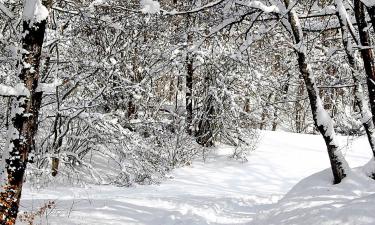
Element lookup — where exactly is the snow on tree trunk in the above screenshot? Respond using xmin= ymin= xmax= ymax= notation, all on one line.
xmin=283 ymin=0 xmax=348 ymax=184
xmin=0 ymin=0 xmax=49 ymax=223
xmin=354 ymin=0 xmax=375 ymax=127
xmin=335 ymin=0 xmax=375 ymax=163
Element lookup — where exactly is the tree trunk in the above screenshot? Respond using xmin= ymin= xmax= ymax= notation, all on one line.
xmin=51 ymin=113 xmax=63 ymax=177
xmin=186 ymin=15 xmax=194 ymax=135
xmin=272 ymin=103 xmax=278 ymax=131
xmin=128 ymin=43 xmax=141 ymax=119
xmin=336 ymin=0 xmax=375 ymax=158
xmin=196 ymin=98 xmax=215 ymax=147
xmin=196 ymin=72 xmax=215 ymax=147
xmin=260 ymin=93 xmax=273 ymax=130
xmin=284 ymin=0 xmax=347 ymax=184
xmin=366 ymin=5 xmax=375 ymax=32
xmin=354 ymin=0 xmax=375 ymax=126
xmin=295 ymin=82 xmax=305 ymax=133
xmin=0 ymin=1 xmax=49 ymax=223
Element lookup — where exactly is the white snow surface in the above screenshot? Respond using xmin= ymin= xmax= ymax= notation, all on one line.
xmin=140 ymin=0 xmax=160 ymax=14
xmin=253 ymin=168 xmax=375 ymax=225
xmin=18 ymin=131 xmax=375 ymax=224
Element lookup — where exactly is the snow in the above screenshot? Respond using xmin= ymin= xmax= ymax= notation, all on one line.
xmin=253 ymin=168 xmax=375 ymax=225
xmin=17 ymin=131 xmax=374 ymax=224
xmin=140 ymin=0 xmax=160 ymax=14
xmin=89 ymin=0 xmax=110 ymax=11
xmin=22 ymin=0 xmax=49 ymax=24
xmin=336 ymin=0 xmax=349 ymax=26
xmin=316 ymin=98 xmax=336 ymax=140
xmin=163 ymin=0 xmax=223 ymax=15
xmin=90 ymin=0 xmax=108 ymax=7
xmin=247 ymin=1 xmax=280 ymax=13
xmin=361 ymin=0 xmax=375 ymax=7
xmin=37 ymin=78 xmax=63 ymax=94
xmin=0 ymin=83 xmax=30 ymax=97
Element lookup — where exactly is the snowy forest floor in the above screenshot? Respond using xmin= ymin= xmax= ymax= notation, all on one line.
xmin=17 ymin=131 xmax=374 ymax=225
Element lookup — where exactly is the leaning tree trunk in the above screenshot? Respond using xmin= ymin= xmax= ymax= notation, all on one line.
xmin=283 ymin=0 xmax=348 ymax=184
xmin=354 ymin=0 xmax=375 ymax=126
xmin=335 ymin=0 xmax=375 ymax=159
xmin=0 ymin=1 xmax=49 ymax=223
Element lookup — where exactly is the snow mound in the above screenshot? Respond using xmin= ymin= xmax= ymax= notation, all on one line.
xmin=253 ymin=168 xmax=375 ymax=225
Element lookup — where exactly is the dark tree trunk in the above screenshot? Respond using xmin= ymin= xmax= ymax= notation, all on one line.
xmin=0 ymin=14 xmax=47 ymax=225
xmin=284 ymin=0 xmax=347 ymax=184
xmin=186 ymin=52 xmax=193 ymax=135
xmin=354 ymin=0 xmax=375 ymax=126
xmin=186 ymin=16 xmax=194 ymax=135
xmin=260 ymin=93 xmax=273 ymax=130
xmin=295 ymin=83 xmax=305 ymax=133
xmin=196 ymin=115 xmax=215 ymax=147
xmin=196 ymin=71 xmax=215 ymax=147
xmin=127 ymin=96 xmax=137 ymax=119
xmin=336 ymin=0 xmax=375 ymax=159
xmin=196 ymin=97 xmax=215 ymax=147
xmin=272 ymin=106 xmax=278 ymax=131
xmin=366 ymin=5 xmax=375 ymax=32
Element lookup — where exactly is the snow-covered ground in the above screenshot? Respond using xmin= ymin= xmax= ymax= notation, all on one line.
xmin=18 ymin=131 xmax=374 ymax=224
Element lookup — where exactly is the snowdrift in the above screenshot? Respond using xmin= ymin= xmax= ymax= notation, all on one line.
xmin=254 ymin=167 xmax=375 ymax=225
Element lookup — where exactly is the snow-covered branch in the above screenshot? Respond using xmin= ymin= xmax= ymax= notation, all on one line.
xmin=162 ymin=0 xmax=226 ymax=15
xmin=0 ymin=3 xmax=14 ymax=19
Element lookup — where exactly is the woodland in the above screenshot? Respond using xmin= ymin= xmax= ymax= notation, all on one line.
xmin=1 ymin=0 xmax=375 ymax=224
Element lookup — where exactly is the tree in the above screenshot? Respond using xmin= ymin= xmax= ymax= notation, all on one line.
xmin=0 ymin=0 xmax=50 ymax=223
xmin=354 ymin=0 xmax=375 ymax=126
xmin=283 ymin=0 xmax=348 ymax=184
xmin=335 ymin=0 xmax=375 ymax=167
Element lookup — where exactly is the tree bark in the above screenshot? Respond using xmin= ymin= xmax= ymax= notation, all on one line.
xmin=260 ymin=93 xmax=273 ymax=130
xmin=0 ymin=2 xmax=49 ymax=223
xmin=366 ymin=5 xmax=375 ymax=32
xmin=196 ymin=68 xmax=215 ymax=147
xmin=186 ymin=15 xmax=194 ymax=135
xmin=354 ymin=0 xmax=375 ymax=126
xmin=283 ymin=0 xmax=347 ymax=184
xmin=295 ymin=83 xmax=305 ymax=133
